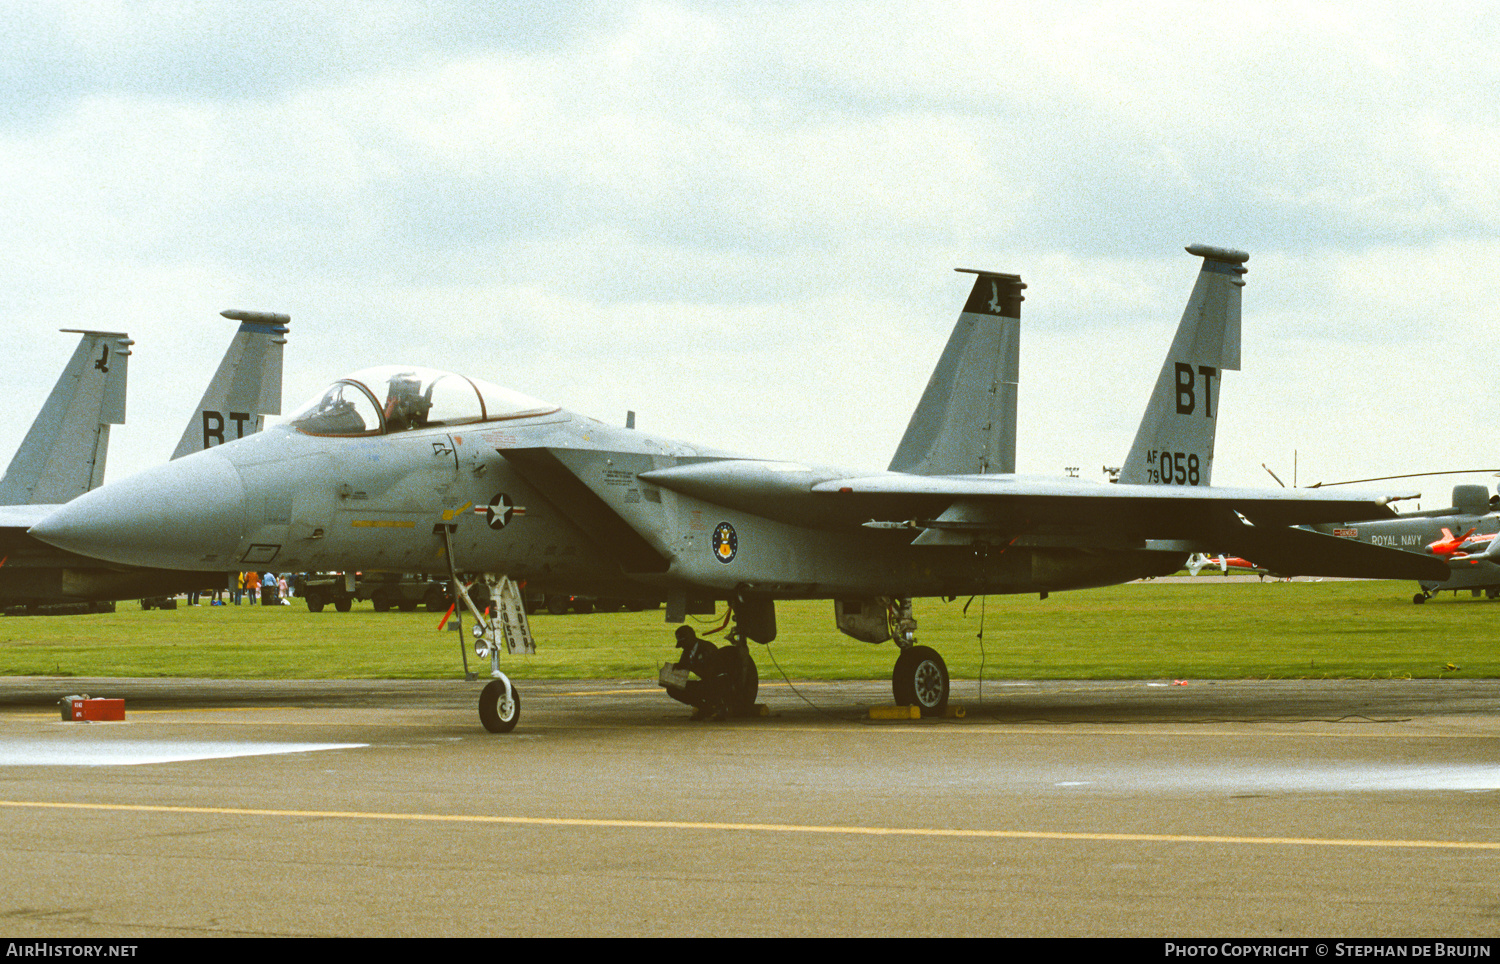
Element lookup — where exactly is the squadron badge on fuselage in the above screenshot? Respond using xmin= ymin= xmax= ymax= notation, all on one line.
xmin=711 ymin=521 xmax=738 ymax=564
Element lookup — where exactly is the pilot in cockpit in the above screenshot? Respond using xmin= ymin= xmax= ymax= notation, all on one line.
xmin=381 ymin=372 xmax=432 ymax=432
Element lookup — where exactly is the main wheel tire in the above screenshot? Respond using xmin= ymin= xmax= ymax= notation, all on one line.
xmin=478 ymin=679 xmax=521 ymax=733
xmin=892 ymin=645 xmax=949 ymax=716
xmin=724 ymin=648 xmax=759 ymax=716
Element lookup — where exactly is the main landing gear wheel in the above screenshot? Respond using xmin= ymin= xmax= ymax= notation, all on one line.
xmin=478 ymin=679 xmax=521 ymax=733
xmin=892 ymin=645 xmax=949 ymax=716
xmin=724 ymin=647 xmax=759 ymax=717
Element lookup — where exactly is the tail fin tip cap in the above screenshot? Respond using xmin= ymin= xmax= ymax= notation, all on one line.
xmin=955 ymin=268 xmax=1025 ymax=287
xmin=1185 ymin=244 xmax=1249 ymax=265
xmin=221 ymin=309 xmax=291 ymax=325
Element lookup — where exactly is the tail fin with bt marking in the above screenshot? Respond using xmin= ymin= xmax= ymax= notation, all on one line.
xmin=171 ymin=310 xmax=290 ymax=460
xmin=1117 ymin=245 xmax=1246 ymax=487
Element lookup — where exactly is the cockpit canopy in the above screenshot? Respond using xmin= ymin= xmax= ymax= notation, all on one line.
xmin=288 ymin=366 xmax=557 ymax=436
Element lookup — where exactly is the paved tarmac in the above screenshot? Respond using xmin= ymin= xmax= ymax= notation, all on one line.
xmin=1 ymin=675 xmax=1498 ymax=937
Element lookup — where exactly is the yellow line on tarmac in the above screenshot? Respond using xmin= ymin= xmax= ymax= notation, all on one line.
xmin=3 ymin=799 xmax=1497 ymax=852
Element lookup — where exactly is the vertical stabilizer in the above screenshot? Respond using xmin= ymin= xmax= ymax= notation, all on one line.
xmin=1117 ymin=245 xmax=1247 ymax=486
xmin=171 ymin=310 xmax=290 ymax=460
xmin=888 ymin=269 xmax=1024 ymax=475
xmin=0 ymin=330 xmax=133 ymax=505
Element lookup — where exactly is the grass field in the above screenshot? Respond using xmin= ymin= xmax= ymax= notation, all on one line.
xmin=1 ymin=580 xmax=1495 ymax=681
xmin=0 ymin=575 xmax=1494 ymax=683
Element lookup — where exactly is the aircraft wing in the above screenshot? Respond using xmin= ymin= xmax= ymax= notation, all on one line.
xmin=636 ymin=459 xmax=1447 ymax=581
xmin=638 ymin=461 xmax=1412 ymax=527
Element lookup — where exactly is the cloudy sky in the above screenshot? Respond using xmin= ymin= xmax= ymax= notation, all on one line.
xmin=4 ymin=0 xmax=1496 ymax=508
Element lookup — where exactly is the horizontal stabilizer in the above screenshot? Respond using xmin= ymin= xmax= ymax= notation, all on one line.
xmin=1216 ymin=519 xmax=1450 ymax=581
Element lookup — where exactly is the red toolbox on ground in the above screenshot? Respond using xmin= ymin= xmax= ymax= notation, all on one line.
xmin=61 ymin=697 xmax=125 ymax=722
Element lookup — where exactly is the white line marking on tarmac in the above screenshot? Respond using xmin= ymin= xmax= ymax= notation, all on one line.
xmin=0 ymin=739 xmax=366 ymax=766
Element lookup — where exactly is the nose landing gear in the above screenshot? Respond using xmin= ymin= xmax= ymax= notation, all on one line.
xmin=440 ymin=525 xmax=534 ymax=733
xmin=478 ymin=677 xmax=521 ymax=733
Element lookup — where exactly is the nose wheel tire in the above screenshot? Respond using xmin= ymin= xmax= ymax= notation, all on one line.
xmin=892 ymin=646 xmax=950 ymax=716
xmin=479 ymin=679 xmax=521 ymax=733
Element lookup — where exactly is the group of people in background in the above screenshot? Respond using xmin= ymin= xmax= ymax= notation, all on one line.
xmin=187 ymin=572 xmax=301 ymax=607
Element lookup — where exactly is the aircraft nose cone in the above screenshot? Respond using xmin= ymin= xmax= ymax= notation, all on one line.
xmin=30 ymin=451 xmax=248 ymax=570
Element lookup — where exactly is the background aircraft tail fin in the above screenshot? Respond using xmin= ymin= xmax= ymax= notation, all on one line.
xmin=888 ymin=269 xmax=1024 ymax=476
xmin=0 ymin=329 xmax=133 ymax=505
xmin=1116 ymin=245 xmax=1246 ymax=487
xmin=171 ymin=310 xmax=289 ymax=460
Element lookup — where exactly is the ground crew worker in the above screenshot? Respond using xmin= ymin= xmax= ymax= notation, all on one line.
xmin=666 ymin=625 xmax=731 ymax=720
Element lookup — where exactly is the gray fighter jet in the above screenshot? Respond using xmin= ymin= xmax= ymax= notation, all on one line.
xmin=29 ymin=246 xmax=1447 ymax=729
xmin=0 ymin=311 xmax=287 ymax=609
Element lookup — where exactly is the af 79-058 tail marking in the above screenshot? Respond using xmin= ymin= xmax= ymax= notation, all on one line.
xmin=1118 ymin=245 xmax=1246 ymax=487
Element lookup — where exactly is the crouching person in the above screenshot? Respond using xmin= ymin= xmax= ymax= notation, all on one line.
xmin=659 ymin=625 xmax=731 ymax=720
